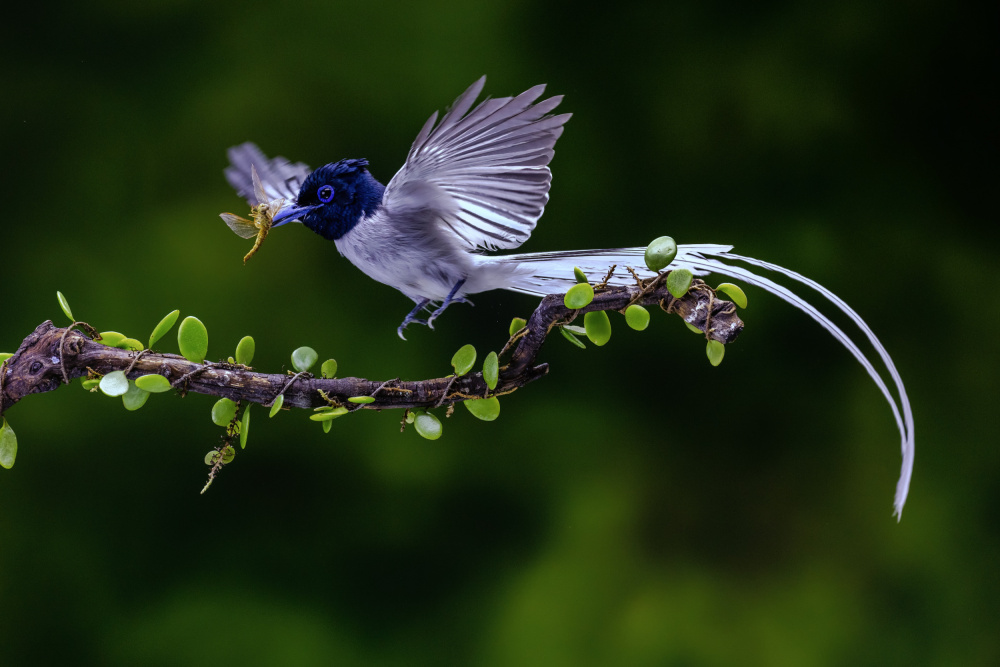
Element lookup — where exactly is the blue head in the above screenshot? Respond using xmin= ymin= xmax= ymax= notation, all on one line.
xmin=272 ymin=159 xmax=385 ymax=240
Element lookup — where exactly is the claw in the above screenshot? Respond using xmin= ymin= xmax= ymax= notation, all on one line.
xmin=397 ymin=298 xmax=431 ymax=341
xmin=397 ymin=280 xmax=468 ymax=339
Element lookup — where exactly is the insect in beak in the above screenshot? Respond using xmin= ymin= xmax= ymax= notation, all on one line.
xmin=219 ymin=164 xmax=286 ymax=263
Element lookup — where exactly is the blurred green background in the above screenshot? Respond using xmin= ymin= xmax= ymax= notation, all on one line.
xmin=2 ymin=1 xmax=995 ymax=665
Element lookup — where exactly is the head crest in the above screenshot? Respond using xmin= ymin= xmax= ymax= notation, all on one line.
xmin=313 ymin=158 xmax=369 ymax=180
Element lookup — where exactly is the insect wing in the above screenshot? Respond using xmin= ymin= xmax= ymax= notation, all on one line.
xmin=220 ymin=212 xmax=261 ymax=239
xmin=250 ymin=164 xmax=270 ymax=206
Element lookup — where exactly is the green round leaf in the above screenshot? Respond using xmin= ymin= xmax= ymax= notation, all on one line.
xmin=222 ymin=447 xmax=236 ymax=464
xmin=464 ymin=397 xmax=500 ymax=421
xmin=573 ymin=266 xmax=589 ymax=284
xmin=716 ymin=282 xmax=748 ymax=308
xmin=666 ymin=268 xmax=693 ymax=299
xmin=0 ymin=353 xmax=13 ymax=363
xmin=99 ymin=371 xmax=130 ymax=397
xmin=451 ymin=344 xmax=477 ymax=376
xmin=405 ymin=411 xmax=416 ymax=424
xmin=235 ymin=335 xmax=255 ymax=365
xmin=559 ymin=326 xmax=586 ymax=349
xmin=348 ymin=396 xmax=376 ymax=404
xmin=240 ymin=405 xmax=251 ymax=448
xmin=483 ymin=351 xmax=499 ymax=391
xmin=0 ymin=420 xmax=18 ymax=469
xmin=321 ymin=359 xmax=338 ymax=379
xmin=509 ymin=317 xmax=527 ymax=336
xmin=291 ymin=346 xmax=318 ymax=373
xmin=81 ymin=378 xmax=100 ymax=391
xmin=211 ymin=398 xmax=238 ymax=426
xmin=56 ymin=291 xmax=74 ymax=322
xmin=148 ymin=310 xmax=180 ymax=349
xmin=624 ymin=304 xmax=650 ymax=331
xmin=178 ymin=316 xmax=209 ymax=364
xmin=322 ymin=419 xmax=333 ymax=433
xmin=413 ymin=411 xmax=442 ymax=440
xmin=309 ymin=407 xmax=349 ymax=421
xmin=122 ymin=381 xmax=150 ymax=411
xmin=98 ymin=331 xmax=127 ymax=348
xmin=119 ymin=338 xmax=144 ymax=352
xmin=584 ymin=310 xmax=612 ymax=346
xmin=706 ymin=340 xmax=725 ymax=367
xmin=644 ymin=236 xmax=678 ymax=272
xmin=269 ymin=393 xmax=284 ymax=418
xmin=685 ymin=321 xmax=703 ymax=334
xmin=564 ymin=282 xmax=594 ymax=309
xmin=205 ymin=451 xmax=220 ymax=465
xmin=135 ymin=374 xmax=172 ymax=393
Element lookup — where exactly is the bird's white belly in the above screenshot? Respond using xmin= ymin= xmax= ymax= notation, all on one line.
xmin=334 ymin=218 xmax=469 ymax=302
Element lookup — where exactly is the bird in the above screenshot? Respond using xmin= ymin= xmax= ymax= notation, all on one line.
xmin=223 ymin=76 xmax=913 ymax=518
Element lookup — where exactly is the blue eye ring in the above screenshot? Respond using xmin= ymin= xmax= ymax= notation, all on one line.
xmin=317 ymin=185 xmax=335 ymax=203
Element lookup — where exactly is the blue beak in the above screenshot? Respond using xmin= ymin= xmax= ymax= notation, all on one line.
xmin=271 ymin=204 xmax=317 ymax=227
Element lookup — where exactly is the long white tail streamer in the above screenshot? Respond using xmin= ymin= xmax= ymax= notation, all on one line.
xmin=499 ymin=244 xmax=914 ymax=518
xmin=684 ymin=249 xmax=913 ymax=519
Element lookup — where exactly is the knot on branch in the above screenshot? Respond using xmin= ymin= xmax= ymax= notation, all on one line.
xmin=1 ymin=321 xmax=86 ymax=413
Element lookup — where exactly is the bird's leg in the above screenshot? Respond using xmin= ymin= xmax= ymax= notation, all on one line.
xmin=397 ymin=298 xmax=431 ymax=340
xmin=427 ymin=279 xmax=467 ymax=329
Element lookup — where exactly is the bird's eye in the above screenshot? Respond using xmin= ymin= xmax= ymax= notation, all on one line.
xmin=318 ymin=185 xmax=335 ymax=203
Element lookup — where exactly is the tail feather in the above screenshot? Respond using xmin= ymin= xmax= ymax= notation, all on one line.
xmin=499 ymin=245 xmax=914 ymax=519
xmin=499 ymin=244 xmax=734 ymax=295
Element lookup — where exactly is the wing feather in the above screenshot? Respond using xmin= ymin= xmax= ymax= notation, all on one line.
xmin=383 ymin=77 xmax=571 ymax=251
xmin=224 ymin=142 xmax=312 ymax=209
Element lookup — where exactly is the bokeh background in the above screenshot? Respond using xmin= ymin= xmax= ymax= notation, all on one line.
xmin=2 ymin=1 xmax=996 ymax=665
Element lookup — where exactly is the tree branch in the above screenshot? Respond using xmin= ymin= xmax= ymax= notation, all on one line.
xmin=0 ymin=276 xmax=742 ymax=416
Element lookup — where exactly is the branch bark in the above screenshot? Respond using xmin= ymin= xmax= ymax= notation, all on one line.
xmin=0 ymin=277 xmax=742 ymax=416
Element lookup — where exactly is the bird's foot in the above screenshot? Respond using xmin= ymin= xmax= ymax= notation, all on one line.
xmin=427 ymin=279 xmax=468 ymax=329
xmin=426 ymin=308 xmax=444 ymax=329
xmin=397 ymin=299 xmax=431 ymax=340
xmin=397 ymin=318 xmax=429 ymax=340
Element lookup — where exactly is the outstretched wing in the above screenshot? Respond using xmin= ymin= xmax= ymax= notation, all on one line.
xmin=224 ymin=142 xmax=312 ymax=209
xmin=383 ymin=77 xmax=571 ymax=251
